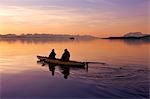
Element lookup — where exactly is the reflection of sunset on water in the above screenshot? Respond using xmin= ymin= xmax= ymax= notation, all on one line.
xmin=0 ymin=39 xmax=148 ymax=74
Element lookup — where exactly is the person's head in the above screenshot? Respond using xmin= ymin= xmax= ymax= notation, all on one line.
xmin=52 ymin=49 xmax=55 ymax=52
xmin=64 ymin=49 xmax=68 ymax=52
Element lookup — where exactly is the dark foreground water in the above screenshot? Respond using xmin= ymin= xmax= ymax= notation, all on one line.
xmin=0 ymin=39 xmax=149 ymax=98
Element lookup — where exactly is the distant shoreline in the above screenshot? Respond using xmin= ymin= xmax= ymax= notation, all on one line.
xmin=0 ymin=34 xmax=99 ymax=40
xmin=102 ymin=32 xmax=150 ymax=41
xmin=102 ymin=35 xmax=150 ymax=40
xmin=0 ymin=34 xmax=100 ymax=43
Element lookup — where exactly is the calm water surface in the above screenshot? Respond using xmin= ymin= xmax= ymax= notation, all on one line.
xmin=0 ymin=39 xmax=149 ymax=98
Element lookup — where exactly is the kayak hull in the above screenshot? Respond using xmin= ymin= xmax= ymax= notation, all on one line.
xmin=37 ymin=56 xmax=85 ymax=67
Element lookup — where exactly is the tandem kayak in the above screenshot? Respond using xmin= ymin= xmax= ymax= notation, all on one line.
xmin=37 ymin=56 xmax=85 ymax=67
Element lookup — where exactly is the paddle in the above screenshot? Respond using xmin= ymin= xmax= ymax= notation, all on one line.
xmin=85 ymin=62 xmax=107 ymax=65
xmin=83 ymin=62 xmax=107 ymax=72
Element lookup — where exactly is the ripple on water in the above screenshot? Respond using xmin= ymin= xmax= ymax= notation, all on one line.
xmin=70 ymin=64 xmax=149 ymax=98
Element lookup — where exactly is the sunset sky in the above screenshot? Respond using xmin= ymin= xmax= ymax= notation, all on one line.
xmin=0 ymin=0 xmax=148 ymax=37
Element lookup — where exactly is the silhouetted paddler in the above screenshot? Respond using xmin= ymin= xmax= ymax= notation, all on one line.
xmin=49 ymin=49 xmax=56 ymax=59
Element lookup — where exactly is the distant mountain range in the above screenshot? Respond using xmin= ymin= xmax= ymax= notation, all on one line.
xmin=1 ymin=32 xmax=149 ymax=41
xmin=104 ymin=32 xmax=150 ymax=40
xmin=0 ymin=34 xmax=98 ymax=40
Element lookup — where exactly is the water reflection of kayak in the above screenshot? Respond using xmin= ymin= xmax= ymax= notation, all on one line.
xmin=37 ymin=56 xmax=85 ymax=67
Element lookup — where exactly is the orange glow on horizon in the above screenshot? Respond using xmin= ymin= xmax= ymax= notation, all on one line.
xmin=0 ymin=1 xmax=148 ymax=37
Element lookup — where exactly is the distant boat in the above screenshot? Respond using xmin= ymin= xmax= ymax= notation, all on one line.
xmin=69 ymin=37 xmax=75 ymax=40
xmin=37 ymin=56 xmax=85 ymax=67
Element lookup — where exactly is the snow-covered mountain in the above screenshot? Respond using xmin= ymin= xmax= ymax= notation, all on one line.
xmin=104 ymin=32 xmax=150 ymax=41
xmin=123 ymin=32 xmax=148 ymax=37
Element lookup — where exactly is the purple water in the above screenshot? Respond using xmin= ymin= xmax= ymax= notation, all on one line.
xmin=0 ymin=39 xmax=149 ymax=98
